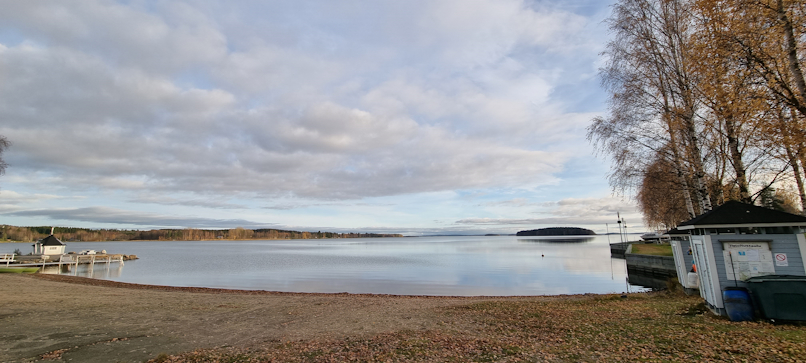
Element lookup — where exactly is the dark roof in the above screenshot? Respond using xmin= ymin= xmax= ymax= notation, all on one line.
xmin=665 ymin=227 xmax=689 ymax=235
xmin=678 ymin=201 xmax=806 ymax=228
xmin=38 ymin=235 xmax=65 ymax=246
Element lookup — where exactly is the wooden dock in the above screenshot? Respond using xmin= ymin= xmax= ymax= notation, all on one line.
xmin=1 ymin=253 xmax=125 ymax=270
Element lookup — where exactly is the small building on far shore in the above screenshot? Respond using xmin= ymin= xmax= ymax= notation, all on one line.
xmin=673 ymin=201 xmax=806 ymax=316
xmin=33 ymin=235 xmax=66 ymax=256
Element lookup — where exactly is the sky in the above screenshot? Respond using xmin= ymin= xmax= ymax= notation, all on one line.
xmin=0 ymin=0 xmax=644 ymax=236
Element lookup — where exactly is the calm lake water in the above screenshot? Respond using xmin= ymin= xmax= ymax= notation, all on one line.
xmin=5 ymin=235 xmax=649 ymax=296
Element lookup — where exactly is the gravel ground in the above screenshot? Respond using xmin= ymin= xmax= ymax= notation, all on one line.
xmin=1 ymin=273 xmax=552 ymax=363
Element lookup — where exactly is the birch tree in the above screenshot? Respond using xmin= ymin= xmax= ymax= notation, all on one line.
xmin=589 ymin=0 xmax=712 ymax=218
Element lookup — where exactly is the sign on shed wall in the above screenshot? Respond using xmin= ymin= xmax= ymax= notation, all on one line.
xmin=722 ymin=242 xmax=775 ymax=280
xmin=775 ymin=253 xmax=789 ymax=267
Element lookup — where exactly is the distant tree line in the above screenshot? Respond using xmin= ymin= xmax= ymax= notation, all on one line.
xmin=1 ymin=225 xmax=403 ymax=243
xmin=589 ymin=0 xmax=806 ymax=231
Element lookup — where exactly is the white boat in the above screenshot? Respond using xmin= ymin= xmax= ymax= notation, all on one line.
xmin=640 ymin=232 xmax=664 ymax=241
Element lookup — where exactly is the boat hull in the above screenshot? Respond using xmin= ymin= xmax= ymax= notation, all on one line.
xmin=0 ymin=267 xmax=40 ymax=273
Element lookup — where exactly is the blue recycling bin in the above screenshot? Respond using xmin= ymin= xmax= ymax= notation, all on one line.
xmin=723 ymin=287 xmax=754 ymax=322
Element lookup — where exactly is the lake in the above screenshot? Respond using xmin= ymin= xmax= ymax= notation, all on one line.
xmin=4 ymin=235 xmax=649 ymax=296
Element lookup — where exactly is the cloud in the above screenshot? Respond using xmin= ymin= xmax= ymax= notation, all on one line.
xmin=0 ymin=1 xmax=227 ymax=73
xmin=0 ymin=190 xmax=63 ymax=204
xmin=1 ymin=47 xmax=568 ymax=199
xmin=552 ymin=197 xmax=638 ymax=216
xmin=480 ymin=198 xmax=537 ymax=208
xmin=456 ymin=197 xmax=642 ymax=226
xmin=128 ymin=195 xmax=244 ymax=210
xmin=0 ymin=1 xmax=619 ymax=231
xmin=456 ymin=216 xmax=603 ymax=225
xmin=4 ymin=206 xmax=273 ymax=229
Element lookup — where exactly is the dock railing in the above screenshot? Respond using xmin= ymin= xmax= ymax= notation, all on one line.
xmin=3 ymin=253 xmax=124 ymax=269
xmin=0 ymin=253 xmax=15 ymax=266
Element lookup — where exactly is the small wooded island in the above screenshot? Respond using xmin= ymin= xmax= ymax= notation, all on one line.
xmin=516 ymin=227 xmax=596 ymax=236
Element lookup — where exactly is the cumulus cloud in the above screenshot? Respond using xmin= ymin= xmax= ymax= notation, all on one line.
xmin=0 ymin=1 xmax=619 ymax=230
xmin=0 ymin=1 xmax=578 ymax=200
xmin=0 ymin=1 xmax=227 ymax=73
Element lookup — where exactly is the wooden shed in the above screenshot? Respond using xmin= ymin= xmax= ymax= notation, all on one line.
xmin=674 ymin=201 xmax=806 ymax=316
xmin=33 ymin=235 xmax=66 ymax=256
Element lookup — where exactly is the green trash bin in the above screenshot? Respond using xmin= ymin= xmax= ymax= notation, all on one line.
xmin=745 ymin=275 xmax=806 ymax=321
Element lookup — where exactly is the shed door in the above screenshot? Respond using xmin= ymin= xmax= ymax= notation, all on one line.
xmin=671 ymin=241 xmax=688 ymax=288
xmin=692 ymin=238 xmax=718 ymax=307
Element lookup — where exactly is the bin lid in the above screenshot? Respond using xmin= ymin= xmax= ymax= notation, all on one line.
xmin=746 ymin=274 xmax=806 ymax=282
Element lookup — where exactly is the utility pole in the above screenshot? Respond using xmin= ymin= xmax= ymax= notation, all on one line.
xmin=616 ymin=212 xmax=624 ymax=243
xmin=622 ymin=218 xmax=628 ymax=243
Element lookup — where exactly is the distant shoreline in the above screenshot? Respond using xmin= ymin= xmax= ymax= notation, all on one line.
xmin=0 ymin=236 xmax=406 ymax=244
xmin=0 ymin=233 xmax=651 ymax=244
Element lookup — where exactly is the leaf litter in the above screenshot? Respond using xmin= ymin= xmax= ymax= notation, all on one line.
xmin=148 ymin=292 xmax=806 ymax=362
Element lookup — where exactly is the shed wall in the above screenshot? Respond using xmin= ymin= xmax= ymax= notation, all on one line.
xmin=709 ymin=234 xmax=805 ymax=292
xmin=691 ymin=233 xmax=806 ymax=316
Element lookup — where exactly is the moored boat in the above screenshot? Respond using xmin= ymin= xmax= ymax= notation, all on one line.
xmin=0 ymin=266 xmax=40 ymax=273
xmin=640 ymin=232 xmax=665 ymax=241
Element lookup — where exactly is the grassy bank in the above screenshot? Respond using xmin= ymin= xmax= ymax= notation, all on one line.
xmin=151 ymin=292 xmax=805 ymax=362
xmin=631 ymin=243 xmax=674 ymax=256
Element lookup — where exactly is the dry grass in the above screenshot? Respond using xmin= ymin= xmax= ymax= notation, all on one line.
xmin=631 ymin=243 xmax=674 ymax=256
xmin=148 ymin=292 xmax=806 ymax=362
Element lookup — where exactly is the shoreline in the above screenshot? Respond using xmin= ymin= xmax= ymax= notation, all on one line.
xmin=30 ymin=273 xmax=612 ymax=300
xmin=0 ymin=236 xmax=408 ymax=244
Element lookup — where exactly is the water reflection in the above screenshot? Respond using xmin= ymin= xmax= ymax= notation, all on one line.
xmin=518 ymin=237 xmax=596 ymax=243
xmin=627 ymin=273 xmax=669 ymax=290
xmin=1 ymin=236 xmax=647 ymax=296
xmin=39 ymin=261 xmax=124 ymax=279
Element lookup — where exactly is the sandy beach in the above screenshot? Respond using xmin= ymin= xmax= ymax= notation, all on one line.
xmin=3 ymin=274 xmax=805 ymax=363
xmin=1 ymin=274 xmax=532 ymax=363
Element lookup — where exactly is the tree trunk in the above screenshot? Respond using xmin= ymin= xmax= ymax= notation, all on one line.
xmin=787 ymin=145 xmax=806 ymax=214
xmin=724 ymin=114 xmax=752 ymax=203
xmin=682 ymin=111 xmax=712 ymax=213
xmin=668 ymin=127 xmax=697 ymax=218
xmin=663 ymin=0 xmax=711 ymax=213
xmin=778 ymin=0 xmax=806 ymax=116
xmin=675 ymin=161 xmax=697 ymax=219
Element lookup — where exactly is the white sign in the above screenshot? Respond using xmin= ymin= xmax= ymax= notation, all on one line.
xmin=775 ymin=253 xmax=789 ymax=267
xmin=723 ymin=242 xmax=775 ymax=280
